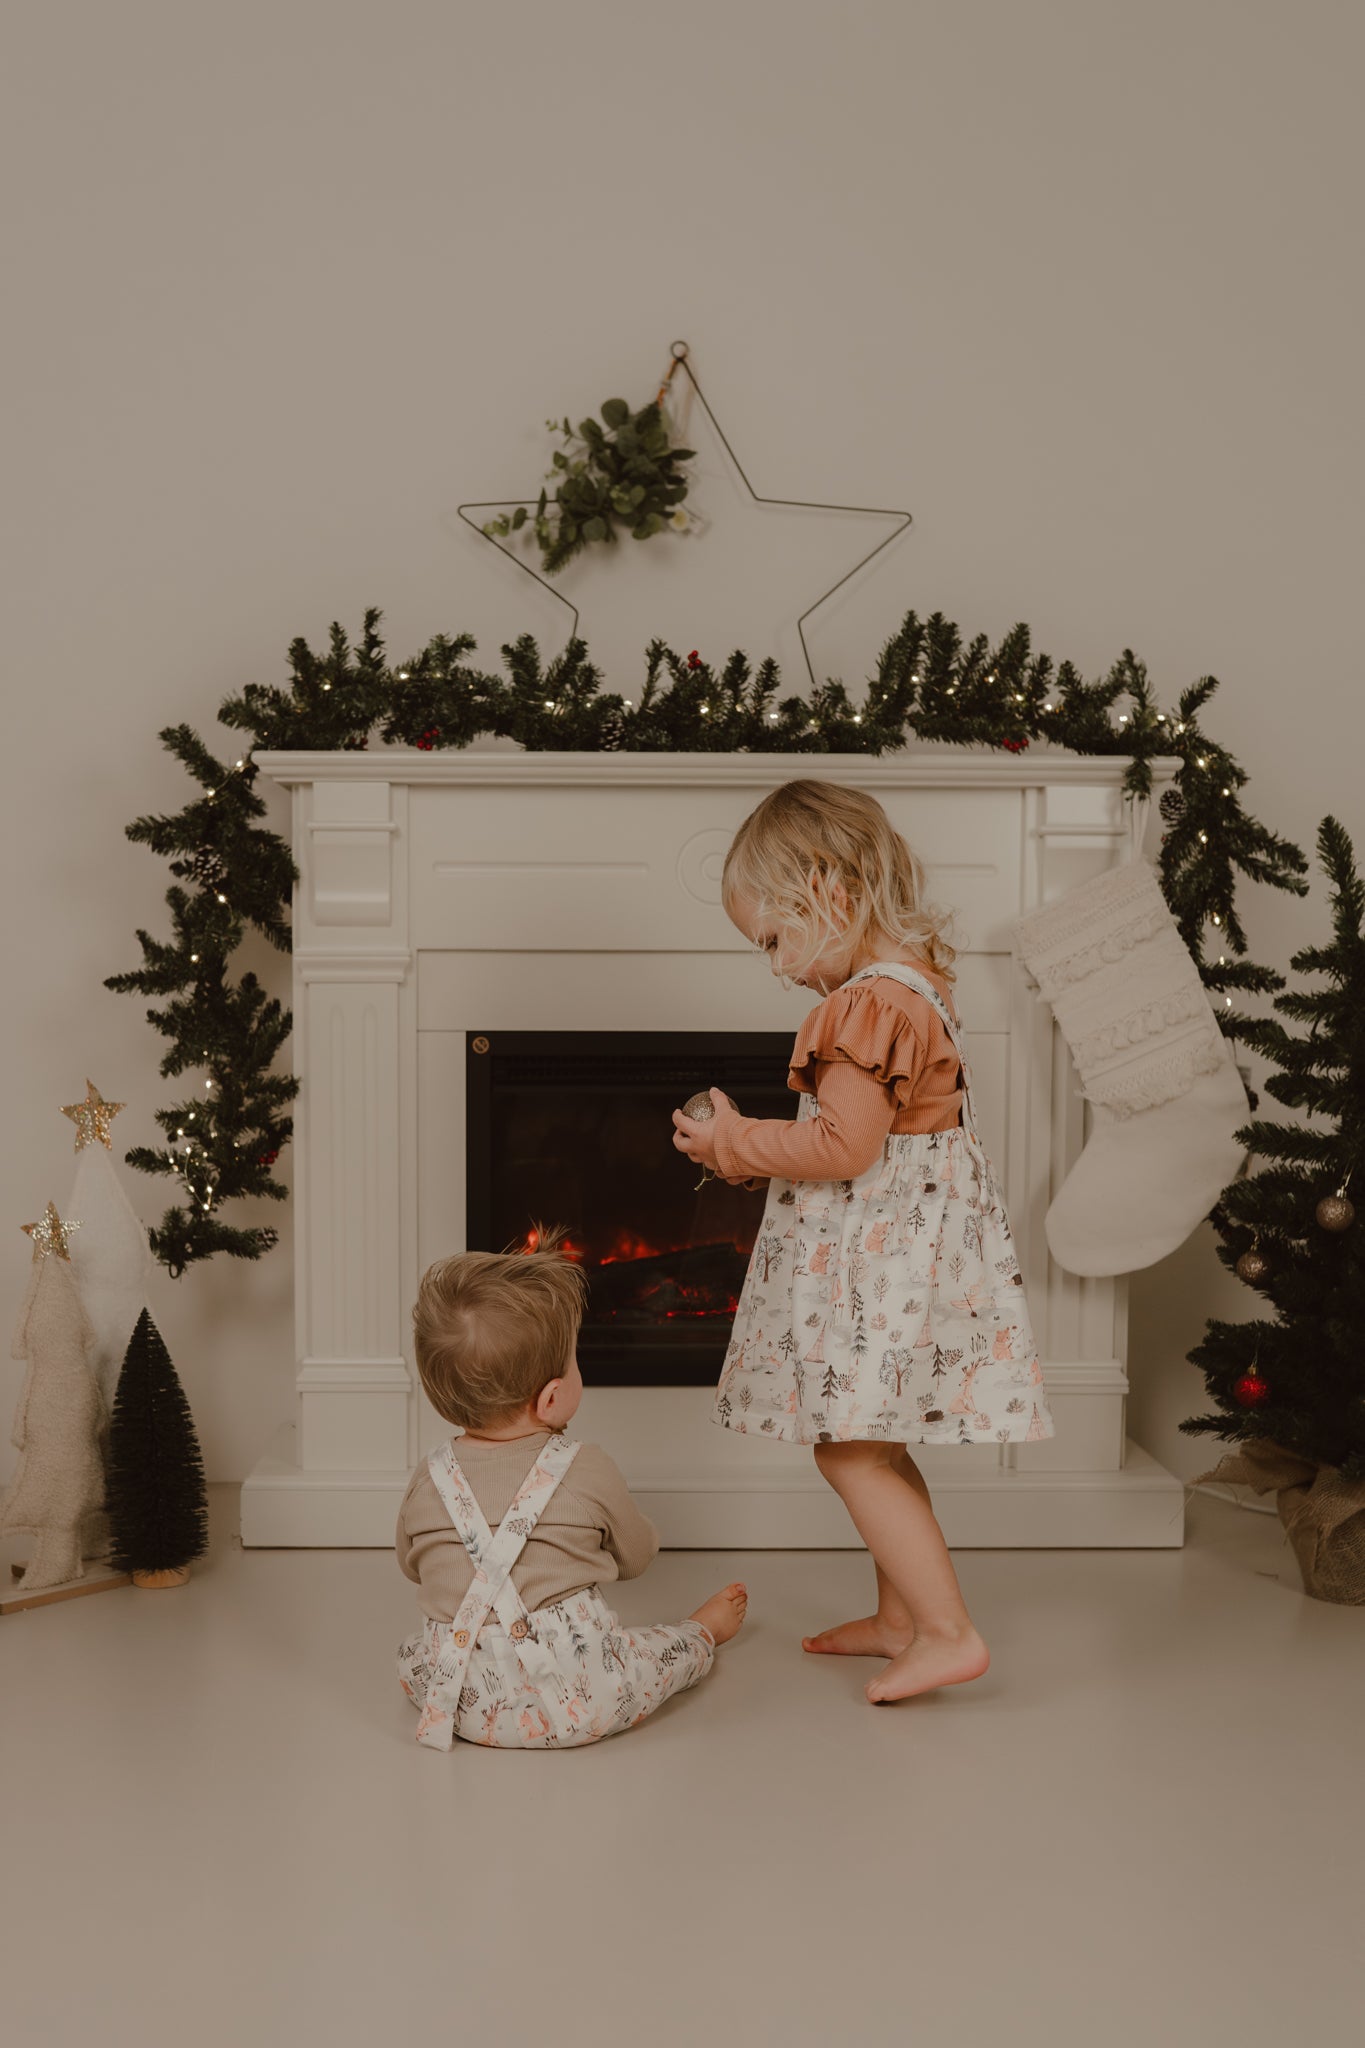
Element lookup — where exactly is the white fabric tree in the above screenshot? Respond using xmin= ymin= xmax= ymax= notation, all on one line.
xmin=62 ymin=1081 xmax=155 ymax=1411
xmin=1 ymin=1204 xmax=106 ymax=1590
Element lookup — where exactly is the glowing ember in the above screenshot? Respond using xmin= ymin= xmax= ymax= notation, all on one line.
xmin=522 ymin=1225 xmax=755 ymax=1323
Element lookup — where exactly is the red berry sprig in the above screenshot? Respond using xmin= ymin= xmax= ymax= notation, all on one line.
xmin=415 ymin=726 xmax=440 ymax=751
xmin=687 ymin=650 xmax=702 ymax=671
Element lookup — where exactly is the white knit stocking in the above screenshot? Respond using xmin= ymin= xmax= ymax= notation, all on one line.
xmin=1014 ymin=856 xmax=1245 ymax=1277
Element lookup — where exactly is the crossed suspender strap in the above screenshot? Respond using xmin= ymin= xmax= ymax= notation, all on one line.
xmin=413 ymin=1432 xmax=582 ymax=1751
xmin=840 ymin=961 xmax=979 ymax=1136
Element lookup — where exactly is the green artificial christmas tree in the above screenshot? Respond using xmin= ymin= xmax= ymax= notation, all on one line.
xmin=1183 ymin=816 xmax=1364 ymax=1601
xmin=106 ymin=1307 xmax=209 ymax=1586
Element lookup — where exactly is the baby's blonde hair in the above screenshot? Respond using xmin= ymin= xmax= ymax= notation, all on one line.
xmin=413 ymin=1224 xmax=586 ymax=1431
xmin=721 ymin=778 xmax=956 ymax=983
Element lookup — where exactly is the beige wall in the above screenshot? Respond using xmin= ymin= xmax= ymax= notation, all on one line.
xmin=4 ymin=0 xmax=1361 ymax=1485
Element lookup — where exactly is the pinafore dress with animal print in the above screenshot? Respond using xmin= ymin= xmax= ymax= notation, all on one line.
xmin=713 ymin=962 xmax=1053 ymax=1447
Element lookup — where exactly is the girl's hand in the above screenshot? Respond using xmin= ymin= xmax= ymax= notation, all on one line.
xmin=671 ymin=1088 xmax=737 ymax=1172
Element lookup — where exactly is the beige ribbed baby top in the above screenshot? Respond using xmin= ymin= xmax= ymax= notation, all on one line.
xmin=396 ymin=1430 xmax=660 ymax=1622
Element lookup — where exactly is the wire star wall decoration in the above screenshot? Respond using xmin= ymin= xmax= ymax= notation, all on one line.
xmin=457 ymin=342 xmax=913 ymax=691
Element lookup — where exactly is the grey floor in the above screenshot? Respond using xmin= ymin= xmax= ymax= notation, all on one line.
xmin=4 ymin=1488 xmax=1362 ymax=2048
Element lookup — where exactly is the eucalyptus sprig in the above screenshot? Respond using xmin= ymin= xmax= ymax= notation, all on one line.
xmin=483 ymin=397 xmax=696 ymax=575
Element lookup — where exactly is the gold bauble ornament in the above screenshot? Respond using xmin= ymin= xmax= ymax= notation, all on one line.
xmin=1315 ymin=1191 xmax=1355 ymax=1232
xmin=1235 ymin=1246 xmax=1270 ymax=1285
xmin=682 ymin=1090 xmax=717 ymax=1122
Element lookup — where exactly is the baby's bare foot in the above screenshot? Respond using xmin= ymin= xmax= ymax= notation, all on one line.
xmin=865 ymin=1625 xmax=989 ymax=1704
xmin=691 ymin=1582 xmax=748 ymax=1646
xmin=802 ymin=1613 xmax=913 ymax=1659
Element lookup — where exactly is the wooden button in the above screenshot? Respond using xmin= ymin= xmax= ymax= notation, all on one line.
xmin=452 ymin=1629 xmax=470 ymax=1647
xmin=509 ymin=1618 xmax=530 ymax=1642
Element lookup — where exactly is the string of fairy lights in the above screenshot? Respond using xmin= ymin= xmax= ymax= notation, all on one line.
xmin=109 ymin=606 xmax=1306 ymax=1274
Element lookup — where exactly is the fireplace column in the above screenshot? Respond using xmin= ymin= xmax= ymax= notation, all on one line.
xmin=248 ymin=772 xmax=416 ymax=1537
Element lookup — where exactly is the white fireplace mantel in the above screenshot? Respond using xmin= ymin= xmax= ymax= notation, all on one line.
xmin=240 ymin=746 xmax=1185 ymax=1548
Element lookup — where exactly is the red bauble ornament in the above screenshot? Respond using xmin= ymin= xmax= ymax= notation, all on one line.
xmin=687 ymin=650 xmax=702 ymax=670
xmin=1234 ymin=1370 xmax=1270 ymax=1407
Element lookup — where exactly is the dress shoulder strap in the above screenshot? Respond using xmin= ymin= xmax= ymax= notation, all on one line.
xmin=839 ymin=961 xmax=959 ymax=1041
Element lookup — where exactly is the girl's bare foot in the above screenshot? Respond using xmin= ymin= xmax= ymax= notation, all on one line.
xmin=802 ymin=1614 xmax=913 ymax=1659
xmin=690 ymin=1582 xmax=748 ymax=1646
xmin=865 ymin=1625 xmax=989 ymax=1703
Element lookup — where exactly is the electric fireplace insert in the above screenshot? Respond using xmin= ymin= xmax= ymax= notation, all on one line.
xmin=465 ymin=1031 xmax=796 ymax=1385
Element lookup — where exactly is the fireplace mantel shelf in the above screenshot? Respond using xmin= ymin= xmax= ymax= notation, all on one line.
xmin=240 ymin=746 xmax=1184 ymax=1549
xmin=256 ymin=746 xmax=1177 ymax=790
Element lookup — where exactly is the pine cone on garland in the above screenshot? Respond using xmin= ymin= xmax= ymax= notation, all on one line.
xmin=191 ymin=847 xmax=227 ymax=890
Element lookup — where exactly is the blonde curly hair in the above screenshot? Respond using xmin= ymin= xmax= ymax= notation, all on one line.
xmin=721 ymin=779 xmax=956 ymax=983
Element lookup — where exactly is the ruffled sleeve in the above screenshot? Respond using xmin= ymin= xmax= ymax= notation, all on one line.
xmin=788 ymin=983 xmax=932 ymax=1106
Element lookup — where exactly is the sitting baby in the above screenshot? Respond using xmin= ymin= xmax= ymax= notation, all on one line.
xmin=396 ymin=1225 xmax=747 ymax=1749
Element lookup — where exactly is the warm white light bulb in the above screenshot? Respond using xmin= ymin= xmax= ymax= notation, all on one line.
xmin=190 ymin=953 xmax=199 ymax=962
xmin=1197 ymin=757 xmax=1207 ymax=768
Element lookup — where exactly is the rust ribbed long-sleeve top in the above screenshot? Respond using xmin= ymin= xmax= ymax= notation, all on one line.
xmin=712 ymin=969 xmax=963 ymax=1186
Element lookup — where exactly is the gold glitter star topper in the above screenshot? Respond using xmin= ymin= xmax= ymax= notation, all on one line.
xmin=22 ymin=1202 xmax=80 ymax=1260
xmin=62 ymin=1079 xmax=125 ymax=1152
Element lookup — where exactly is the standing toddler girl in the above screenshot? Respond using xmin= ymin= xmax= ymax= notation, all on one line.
xmin=673 ymin=779 xmax=1053 ymax=1704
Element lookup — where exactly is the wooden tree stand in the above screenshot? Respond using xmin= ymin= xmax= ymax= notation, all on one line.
xmin=2 ymin=1562 xmax=132 ymax=1615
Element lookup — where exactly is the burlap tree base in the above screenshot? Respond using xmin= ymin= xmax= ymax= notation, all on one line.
xmin=1199 ymin=1440 xmax=1365 ymax=1605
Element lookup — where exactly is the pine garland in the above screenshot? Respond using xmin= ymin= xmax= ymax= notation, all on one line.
xmin=110 ymin=606 xmax=1307 ymax=1274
